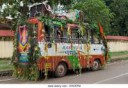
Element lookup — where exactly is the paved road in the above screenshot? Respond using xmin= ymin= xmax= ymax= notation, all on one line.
xmin=0 ymin=60 xmax=128 ymax=84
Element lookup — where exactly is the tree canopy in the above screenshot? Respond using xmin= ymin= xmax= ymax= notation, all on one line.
xmin=109 ymin=0 xmax=128 ymax=36
xmin=73 ymin=0 xmax=113 ymax=35
xmin=0 ymin=0 xmax=128 ymax=36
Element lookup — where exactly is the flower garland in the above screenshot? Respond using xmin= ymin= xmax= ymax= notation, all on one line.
xmin=12 ymin=22 xmax=41 ymax=81
xmin=44 ymin=42 xmax=48 ymax=79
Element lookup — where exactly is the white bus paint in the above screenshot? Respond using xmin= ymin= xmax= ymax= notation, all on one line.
xmin=38 ymin=42 xmax=104 ymax=56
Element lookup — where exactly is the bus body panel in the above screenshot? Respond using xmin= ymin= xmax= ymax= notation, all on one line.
xmin=37 ymin=42 xmax=105 ymax=72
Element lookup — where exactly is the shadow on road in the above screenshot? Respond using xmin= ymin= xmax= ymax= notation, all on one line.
xmin=38 ymin=68 xmax=95 ymax=81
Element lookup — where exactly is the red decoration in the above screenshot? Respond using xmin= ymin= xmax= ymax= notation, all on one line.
xmin=27 ymin=17 xmax=39 ymax=24
xmin=67 ymin=23 xmax=78 ymax=29
xmin=98 ymin=23 xmax=104 ymax=37
xmin=38 ymin=22 xmax=44 ymax=42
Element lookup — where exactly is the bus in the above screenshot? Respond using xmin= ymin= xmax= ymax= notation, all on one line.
xmin=13 ymin=2 xmax=108 ymax=80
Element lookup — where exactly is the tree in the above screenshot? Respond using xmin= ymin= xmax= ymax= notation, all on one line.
xmin=73 ymin=0 xmax=113 ymax=35
xmin=108 ymin=0 xmax=128 ymax=36
xmin=0 ymin=0 xmax=25 ymax=30
xmin=103 ymin=0 xmax=113 ymax=6
xmin=0 ymin=0 xmax=73 ymax=28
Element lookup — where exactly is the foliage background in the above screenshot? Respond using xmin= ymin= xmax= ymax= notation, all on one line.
xmin=0 ymin=0 xmax=128 ymax=36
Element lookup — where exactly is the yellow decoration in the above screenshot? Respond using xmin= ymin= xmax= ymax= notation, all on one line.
xmin=44 ymin=56 xmax=49 ymax=60
xmin=55 ymin=43 xmax=57 ymax=52
xmin=45 ymin=63 xmax=52 ymax=69
xmin=18 ymin=43 xmax=29 ymax=52
xmin=44 ymin=43 xmax=48 ymax=53
xmin=61 ymin=25 xmax=64 ymax=31
xmin=80 ymin=24 xmax=85 ymax=36
xmin=67 ymin=26 xmax=71 ymax=35
xmin=87 ymin=44 xmax=91 ymax=51
xmin=35 ymin=46 xmax=38 ymax=51
xmin=84 ymin=44 xmax=87 ymax=50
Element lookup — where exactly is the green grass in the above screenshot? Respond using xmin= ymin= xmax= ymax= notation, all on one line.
xmin=0 ymin=59 xmax=13 ymax=71
xmin=110 ymin=51 xmax=128 ymax=57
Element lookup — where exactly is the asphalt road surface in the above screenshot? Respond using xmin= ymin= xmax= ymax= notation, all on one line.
xmin=0 ymin=60 xmax=128 ymax=84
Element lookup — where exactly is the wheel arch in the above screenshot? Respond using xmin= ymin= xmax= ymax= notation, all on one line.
xmin=90 ymin=57 xmax=102 ymax=71
xmin=94 ymin=58 xmax=101 ymax=64
xmin=57 ymin=61 xmax=69 ymax=70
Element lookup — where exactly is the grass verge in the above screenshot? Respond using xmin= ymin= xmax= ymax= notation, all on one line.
xmin=109 ymin=51 xmax=128 ymax=57
xmin=0 ymin=59 xmax=13 ymax=71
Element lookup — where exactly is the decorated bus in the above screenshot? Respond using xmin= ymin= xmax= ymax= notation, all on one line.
xmin=12 ymin=1 xmax=108 ymax=81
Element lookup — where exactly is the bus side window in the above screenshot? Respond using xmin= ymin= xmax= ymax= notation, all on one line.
xmin=90 ymin=29 xmax=101 ymax=44
xmin=57 ymin=30 xmax=63 ymax=42
xmin=54 ymin=27 xmax=63 ymax=43
xmin=83 ymin=34 xmax=87 ymax=43
xmin=44 ymin=25 xmax=50 ymax=42
xmin=77 ymin=28 xmax=87 ymax=44
xmin=77 ymin=30 xmax=83 ymax=43
xmin=63 ymin=29 xmax=68 ymax=43
xmin=71 ymin=29 xmax=78 ymax=43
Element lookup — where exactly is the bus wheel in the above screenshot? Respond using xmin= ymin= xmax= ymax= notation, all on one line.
xmin=91 ymin=60 xmax=101 ymax=71
xmin=55 ymin=63 xmax=67 ymax=77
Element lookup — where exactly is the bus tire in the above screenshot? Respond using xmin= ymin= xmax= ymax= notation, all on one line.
xmin=55 ymin=63 xmax=67 ymax=77
xmin=91 ymin=59 xmax=101 ymax=71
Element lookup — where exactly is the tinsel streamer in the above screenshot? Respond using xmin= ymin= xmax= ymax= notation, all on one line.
xmin=80 ymin=23 xmax=85 ymax=36
xmin=77 ymin=50 xmax=82 ymax=74
xmin=86 ymin=43 xmax=91 ymax=67
xmin=11 ymin=18 xmax=20 ymax=63
xmin=67 ymin=25 xmax=71 ymax=35
xmin=55 ymin=43 xmax=57 ymax=52
xmin=44 ymin=43 xmax=48 ymax=79
xmin=44 ymin=43 xmax=48 ymax=53
xmin=61 ymin=24 xmax=64 ymax=31
xmin=44 ymin=57 xmax=48 ymax=80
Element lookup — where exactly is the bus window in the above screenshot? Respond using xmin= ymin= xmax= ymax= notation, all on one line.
xmin=90 ymin=29 xmax=101 ymax=44
xmin=57 ymin=30 xmax=62 ymax=42
xmin=71 ymin=28 xmax=87 ymax=44
xmin=77 ymin=30 xmax=84 ymax=43
xmin=82 ymin=31 xmax=87 ymax=43
xmin=71 ymin=29 xmax=79 ymax=43
xmin=93 ymin=35 xmax=102 ymax=44
xmin=44 ymin=25 xmax=51 ymax=42
xmin=63 ymin=29 xmax=68 ymax=43
xmin=54 ymin=27 xmax=63 ymax=43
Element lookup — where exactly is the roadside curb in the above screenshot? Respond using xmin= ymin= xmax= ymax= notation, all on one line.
xmin=0 ymin=70 xmax=13 ymax=76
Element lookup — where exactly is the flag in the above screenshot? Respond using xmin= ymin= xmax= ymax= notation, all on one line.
xmin=38 ymin=22 xmax=43 ymax=42
xmin=98 ymin=23 xmax=104 ymax=37
xmin=98 ymin=23 xmax=108 ymax=61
